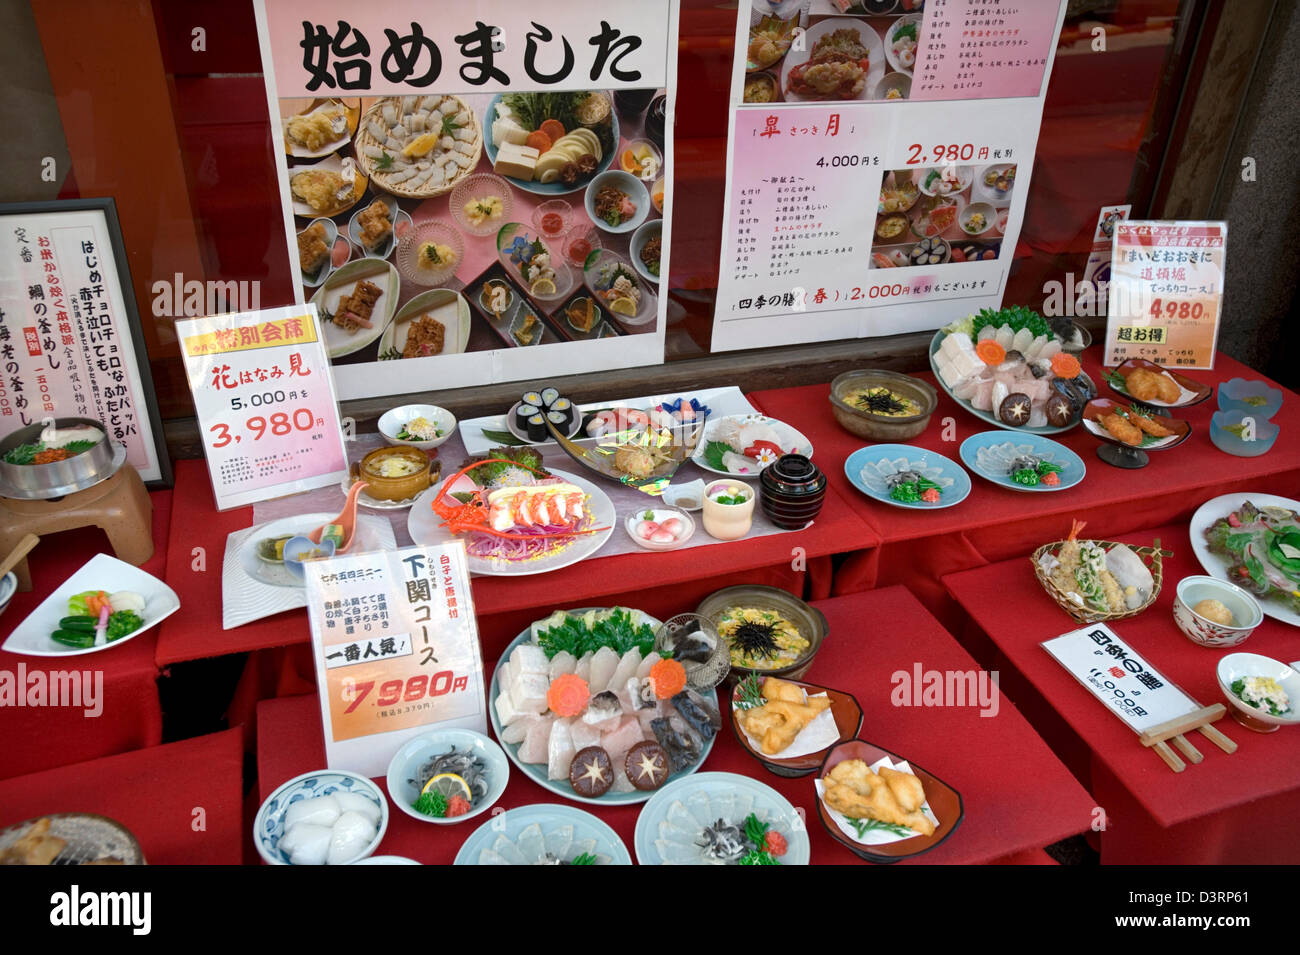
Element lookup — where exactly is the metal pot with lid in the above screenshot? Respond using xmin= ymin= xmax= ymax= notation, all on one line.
xmin=0 ymin=417 xmax=126 ymax=500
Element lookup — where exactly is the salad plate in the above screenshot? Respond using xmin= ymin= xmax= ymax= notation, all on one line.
xmin=1190 ymin=493 xmax=1300 ymax=628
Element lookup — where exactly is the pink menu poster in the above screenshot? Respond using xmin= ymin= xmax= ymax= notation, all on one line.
xmin=714 ymin=0 xmax=1067 ymax=352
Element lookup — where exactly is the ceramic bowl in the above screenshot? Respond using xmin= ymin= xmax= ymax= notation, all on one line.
xmin=282 ymin=536 xmax=336 ymax=580
xmin=1173 ymin=575 xmax=1263 ymax=648
xmin=0 ymin=572 xmax=15 ymax=617
xmin=1216 ymin=652 xmax=1300 ymax=732
xmin=1217 ymin=378 xmax=1283 ymax=418
xmin=358 ymin=446 xmax=434 ymax=502
xmin=584 ymin=170 xmax=650 ymax=234
xmin=385 ymin=728 xmax=510 ymax=825
xmin=1210 ymin=410 xmax=1280 ymax=457
xmin=254 ymin=770 xmax=388 ymax=865
xmin=629 ymin=219 xmax=662 ymax=285
xmin=701 ymin=480 xmax=756 ymax=540
xmin=697 ymin=584 xmax=828 ymax=682
xmin=661 ymin=479 xmax=705 ymax=511
xmin=625 ymin=506 xmax=696 ymax=551
xmin=759 ymin=454 xmax=827 ymax=529
xmin=378 ymin=404 xmax=456 ymax=450
xmin=829 ymin=370 xmax=936 ymax=441
xmin=730 ymin=676 xmax=863 ymax=777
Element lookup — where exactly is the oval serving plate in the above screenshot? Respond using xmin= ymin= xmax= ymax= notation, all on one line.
xmin=454 ymin=803 xmax=631 ymax=865
xmin=845 ymin=444 xmax=972 ymax=509
xmin=691 ymin=413 xmax=813 ymax=478
xmin=959 ymin=430 xmax=1086 ymax=492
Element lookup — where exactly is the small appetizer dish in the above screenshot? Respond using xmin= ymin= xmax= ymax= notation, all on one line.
xmin=731 ymin=673 xmax=862 ymax=777
xmin=1216 ymin=652 xmax=1300 ymax=733
xmin=829 ymin=369 xmax=936 ymax=441
xmin=386 ymin=728 xmax=509 ymax=824
xmin=255 ymin=770 xmax=388 ymax=865
xmin=498 ymin=223 xmax=574 ymax=303
xmin=449 ymin=172 xmax=514 ymax=237
xmin=531 ymin=198 xmax=575 ymax=240
xmin=563 ymin=226 xmax=602 ymax=268
xmin=1173 ymin=575 xmax=1263 ymax=648
xmin=625 ymin=506 xmax=695 ymax=551
xmin=693 ymin=413 xmax=813 ymax=477
xmin=297 ymin=217 xmax=339 ymax=287
xmin=874 ymin=71 xmax=912 ymax=100
xmin=876 ymin=212 xmax=911 ymax=242
xmin=697 ymin=584 xmax=827 ymax=682
xmin=619 ymin=139 xmax=662 ymax=183
xmin=742 ymin=70 xmax=779 ymax=104
xmin=378 ymin=404 xmax=456 ymax=450
xmin=630 ymin=219 xmax=662 ymax=285
xmin=397 ymin=220 xmax=464 ymax=287
xmin=357 ymin=446 xmax=434 ymax=502
xmin=1103 ymin=359 xmax=1211 ymax=409
xmin=281 ymin=536 xmax=336 ymax=580
xmin=282 ymin=98 xmax=356 ymax=158
xmin=959 ymin=201 xmax=996 ymax=236
xmin=650 ymin=176 xmax=665 ymax=215
xmin=1218 ymin=378 xmax=1284 ymax=418
xmin=1082 ymin=398 xmax=1191 ymax=469
xmin=584 ymin=249 xmax=656 ymax=326
xmin=701 ymin=480 xmax=756 ymax=540
xmin=347 ymin=198 xmax=412 ymax=261
xmin=584 ymin=170 xmax=649 ymax=234
xmin=661 ymin=479 xmax=705 ymax=512
xmin=1211 ymin=409 xmax=1281 ymax=457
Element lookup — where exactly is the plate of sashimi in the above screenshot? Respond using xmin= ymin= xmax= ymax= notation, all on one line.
xmin=931 ymin=306 xmax=1098 ymax=434
xmin=454 ymin=804 xmax=632 ymax=865
xmin=490 ymin=607 xmax=721 ymax=806
xmin=691 ymin=413 xmax=813 ymax=478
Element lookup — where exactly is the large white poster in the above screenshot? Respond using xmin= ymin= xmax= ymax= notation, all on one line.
xmin=253 ymin=1 xmax=678 ymax=399
xmin=711 ymin=0 xmax=1068 ymax=351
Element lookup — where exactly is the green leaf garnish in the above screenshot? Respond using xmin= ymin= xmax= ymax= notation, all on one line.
xmin=847 ymin=817 xmax=917 ymax=839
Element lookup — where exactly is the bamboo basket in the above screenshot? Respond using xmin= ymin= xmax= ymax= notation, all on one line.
xmin=1031 ymin=538 xmax=1170 ymax=624
xmin=353 ymin=95 xmax=483 ymax=199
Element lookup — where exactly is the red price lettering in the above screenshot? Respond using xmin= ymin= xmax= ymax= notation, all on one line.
xmin=343 ymin=680 xmax=373 ymax=715
xmin=1148 ymin=298 xmax=1204 ymax=320
xmin=906 ymin=143 xmax=923 ymax=165
xmin=376 ymin=679 xmax=403 ymax=706
xmin=209 ymin=422 xmax=232 ymax=449
xmin=403 ymin=675 xmax=428 ymax=701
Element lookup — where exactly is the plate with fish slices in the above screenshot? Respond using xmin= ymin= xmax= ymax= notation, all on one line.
xmin=454 ymin=803 xmax=631 ymax=865
xmin=354 ymin=94 xmax=482 ymax=199
xmin=634 ymin=771 xmax=810 ymax=865
xmin=959 ymin=431 xmax=1086 ymax=492
xmin=489 ymin=610 xmax=720 ymax=805
xmin=1190 ymin=492 xmax=1300 ymax=628
xmin=691 ymin=413 xmax=813 ymax=478
xmin=311 ymin=259 xmax=400 ymax=359
xmin=845 ymin=444 xmax=971 ymax=509
xmin=407 ymin=467 xmax=615 ymax=577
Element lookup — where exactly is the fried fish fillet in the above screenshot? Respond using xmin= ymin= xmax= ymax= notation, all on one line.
xmin=823 ymin=759 xmax=935 ymax=836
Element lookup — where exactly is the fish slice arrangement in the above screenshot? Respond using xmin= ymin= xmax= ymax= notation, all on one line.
xmin=354 ymin=95 xmax=482 ymax=198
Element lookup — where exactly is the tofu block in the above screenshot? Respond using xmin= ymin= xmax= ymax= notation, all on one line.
xmin=495 ymin=689 xmax=523 ymax=727
xmin=508 ymin=671 xmax=550 ymax=715
xmin=494 ymin=142 xmax=539 ymax=181
xmin=510 ymin=644 xmax=549 ymax=676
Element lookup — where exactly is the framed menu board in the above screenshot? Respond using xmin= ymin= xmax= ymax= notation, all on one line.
xmin=0 ymin=198 xmax=170 ymax=486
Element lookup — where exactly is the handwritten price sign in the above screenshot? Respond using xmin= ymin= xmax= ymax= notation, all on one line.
xmin=176 ymin=304 xmax=348 ymax=509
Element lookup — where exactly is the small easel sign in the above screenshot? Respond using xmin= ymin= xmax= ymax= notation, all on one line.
xmin=1043 ymin=624 xmax=1236 ymax=773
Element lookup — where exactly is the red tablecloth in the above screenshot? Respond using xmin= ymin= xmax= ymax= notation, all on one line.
xmin=256 ymin=587 xmax=1094 ymax=865
xmin=943 ymin=521 xmax=1300 ymax=864
xmin=749 ymin=351 xmax=1300 ymax=632
xmin=0 ymin=727 xmax=244 ymax=864
xmin=0 ymin=491 xmax=171 ymax=780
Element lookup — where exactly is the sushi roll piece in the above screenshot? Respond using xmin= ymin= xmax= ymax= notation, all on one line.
xmin=515 ymin=403 xmax=540 ymax=432
xmin=550 ymin=397 xmax=574 ymax=430
xmin=547 ymin=410 xmax=568 ymax=434
xmin=540 ymin=387 xmax=561 ymax=409
xmin=526 ymin=413 xmax=547 ymax=442
xmin=522 ymin=390 xmax=543 ymax=408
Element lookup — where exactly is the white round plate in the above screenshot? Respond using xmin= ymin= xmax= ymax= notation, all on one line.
xmin=1190 ymin=492 xmax=1300 ymax=628
xmin=691 ymin=413 xmax=814 ymax=478
xmin=406 ymin=467 xmax=615 ymax=576
xmin=634 ymin=771 xmax=810 ymax=865
xmin=310 ymin=259 xmax=400 ymax=359
xmin=237 ymin=513 xmax=385 ymax=588
xmin=781 ymin=17 xmax=884 ymax=102
xmin=287 ymin=153 xmax=365 ymax=218
xmin=505 ymin=399 xmax=583 ymax=445
xmin=378 ymin=289 xmax=472 ymax=361
xmin=883 ymin=14 xmax=922 ymax=76
xmin=454 ymin=803 xmax=631 ymax=865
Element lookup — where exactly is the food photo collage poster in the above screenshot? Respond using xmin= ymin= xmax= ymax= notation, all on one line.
xmin=711 ymin=0 xmax=1068 ymax=351
xmin=253 ymin=0 xmax=679 ymax=401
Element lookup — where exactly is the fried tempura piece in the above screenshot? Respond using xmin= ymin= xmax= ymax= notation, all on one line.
xmin=1129 ymin=411 xmax=1175 ymax=438
xmin=761 ymin=677 xmax=806 ymax=704
xmin=0 ymin=817 xmax=66 ymax=865
xmin=823 ymin=759 xmax=935 ymax=836
xmin=737 ymin=684 xmax=832 ymax=755
xmin=1127 ymin=367 xmax=1180 ymax=403
xmin=879 ymin=765 xmax=927 ymax=812
xmin=1100 ymin=412 xmax=1143 ymax=446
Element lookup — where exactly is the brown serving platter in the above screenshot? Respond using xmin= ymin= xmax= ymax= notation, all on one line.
xmin=815 ymin=739 xmax=964 ymax=864
xmin=729 ymin=676 xmax=862 ymax=777
xmin=1082 ymin=397 xmax=1191 ymax=468
xmin=1103 ymin=358 xmax=1212 ymax=409
xmin=463 ymin=263 xmax=563 ymax=349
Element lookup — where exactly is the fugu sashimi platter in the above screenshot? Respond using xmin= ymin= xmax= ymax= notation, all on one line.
xmin=490 ymin=607 xmax=721 ymax=804
xmin=930 ymin=306 xmax=1098 ymax=434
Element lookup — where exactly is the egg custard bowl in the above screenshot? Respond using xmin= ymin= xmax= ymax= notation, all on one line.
xmin=360 ymin=446 xmax=433 ymax=502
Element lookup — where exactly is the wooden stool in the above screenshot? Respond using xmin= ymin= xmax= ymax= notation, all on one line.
xmin=0 ymin=466 xmax=153 ymax=592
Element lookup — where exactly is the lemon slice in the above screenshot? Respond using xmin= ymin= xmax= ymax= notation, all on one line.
xmin=609 ymin=296 xmax=637 ymax=316
xmin=531 ymin=278 xmax=557 ymax=296
xmin=421 ymin=772 xmax=471 ymax=801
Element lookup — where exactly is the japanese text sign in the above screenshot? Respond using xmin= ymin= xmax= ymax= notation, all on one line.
xmin=304 ymin=542 xmax=487 ymax=777
xmin=176 ymin=304 xmax=348 ymax=510
xmin=1105 ymin=220 xmax=1226 ymax=370
xmin=1042 ymin=624 xmax=1198 ymax=734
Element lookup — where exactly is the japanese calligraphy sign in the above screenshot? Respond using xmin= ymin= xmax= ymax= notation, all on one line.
xmin=0 ymin=199 xmax=170 ymax=485
xmin=252 ymin=1 xmax=679 ymax=400
xmin=176 ymin=304 xmax=348 ymax=510
xmin=1042 ymin=624 xmax=1198 ymax=734
xmin=1105 ymin=221 xmax=1226 ymax=370
xmin=304 ymin=542 xmax=487 ymax=777
xmin=711 ymin=1 xmax=1067 ymax=351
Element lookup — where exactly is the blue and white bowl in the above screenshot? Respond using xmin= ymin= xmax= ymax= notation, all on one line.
xmin=255 ymin=770 xmax=388 ymax=865
xmin=0 ymin=571 xmax=15 ymax=618
xmin=1211 ymin=410 xmax=1280 ymax=457
xmin=1218 ymin=378 xmax=1283 ymax=419
xmin=386 ymin=728 xmax=509 ymax=826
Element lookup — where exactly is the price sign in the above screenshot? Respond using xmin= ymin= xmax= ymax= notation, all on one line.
xmin=1105 ymin=221 xmax=1226 ymax=370
xmin=304 ymin=543 xmax=487 ymax=777
xmin=176 ymin=304 xmax=348 ymax=510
